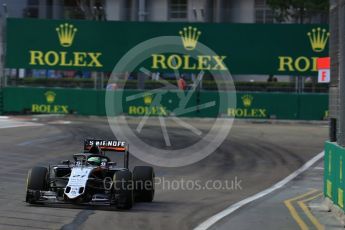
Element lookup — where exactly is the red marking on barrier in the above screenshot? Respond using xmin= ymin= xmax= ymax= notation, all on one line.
xmin=322 ymin=71 xmax=326 ymax=81
xmin=317 ymin=57 xmax=330 ymax=70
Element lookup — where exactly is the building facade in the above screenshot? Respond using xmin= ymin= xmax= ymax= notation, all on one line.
xmin=104 ymin=0 xmax=272 ymax=23
xmin=0 ymin=0 xmax=275 ymax=23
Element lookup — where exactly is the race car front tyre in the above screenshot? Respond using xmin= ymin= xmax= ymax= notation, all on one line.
xmin=113 ymin=170 xmax=133 ymax=209
xmin=133 ymin=166 xmax=155 ymax=202
xmin=26 ymin=166 xmax=48 ymax=204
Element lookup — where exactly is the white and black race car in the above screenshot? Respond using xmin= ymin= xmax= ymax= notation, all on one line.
xmin=25 ymin=139 xmax=155 ymax=209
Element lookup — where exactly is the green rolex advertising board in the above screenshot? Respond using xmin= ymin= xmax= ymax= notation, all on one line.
xmin=6 ymin=18 xmax=328 ymax=76
xmin=2 ymin=87 xmax=328 ymax=120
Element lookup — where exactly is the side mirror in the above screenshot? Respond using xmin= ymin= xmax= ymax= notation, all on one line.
xmin=61 ymin=160 xmax=70 ymax=165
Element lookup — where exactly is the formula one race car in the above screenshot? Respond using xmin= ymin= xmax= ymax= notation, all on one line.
xmin=25 ymin=139 xmax=155 ymax=209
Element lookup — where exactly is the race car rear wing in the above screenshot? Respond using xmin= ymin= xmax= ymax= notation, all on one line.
xmin=84 ymin=139 xmax=129 ymax=169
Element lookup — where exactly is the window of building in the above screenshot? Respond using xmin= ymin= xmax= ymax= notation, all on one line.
xmin=168 ymin=0 xmax=188 ymax=20
xmin=255 ymin=0 xmax=274 ymax=23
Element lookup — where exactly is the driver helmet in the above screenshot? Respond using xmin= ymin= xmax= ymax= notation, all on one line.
xmin=89 ymin=145 xmax=102 ymax=154
xmin=87 ymin=156 xmax=101 ymax=166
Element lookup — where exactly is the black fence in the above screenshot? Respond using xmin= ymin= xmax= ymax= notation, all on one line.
xmin=7 ymin=78 xmax=329 ymax=93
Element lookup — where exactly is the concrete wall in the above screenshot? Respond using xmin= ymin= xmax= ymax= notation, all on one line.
xmin=227 ymin=0 xmax=255 ymax=23
xmin=0 ymin=0 xmax=63 ymax=19
xmin=188 ymin=0 xmax=208 ymax=22
xmin=0 ymin=0 xmax=27 ymax=18
xmin=148 ymin=0 xmax=168 ymax=21
xmin=105 ymin=0 xmax=123 ymax=21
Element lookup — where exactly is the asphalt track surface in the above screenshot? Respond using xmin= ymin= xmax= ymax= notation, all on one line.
xmin=0 ymin=116 xmax=327 ymax=230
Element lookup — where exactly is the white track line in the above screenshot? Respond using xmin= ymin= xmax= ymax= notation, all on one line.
xmin=194 ymin=151 xmax=325 ymax=230
xmin=0 ymin=123 xmax=43 ymax=129
xmin=0 ymin=119 xmax=43 ymax=129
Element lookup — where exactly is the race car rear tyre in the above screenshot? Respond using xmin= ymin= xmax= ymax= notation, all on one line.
xmin=26 ymin=166 xmax=48 ymax=204
xmin=133 ymin=166 xmax=155 ymax=202
xmin=113 ymin=170 xmax=133 ymax=209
